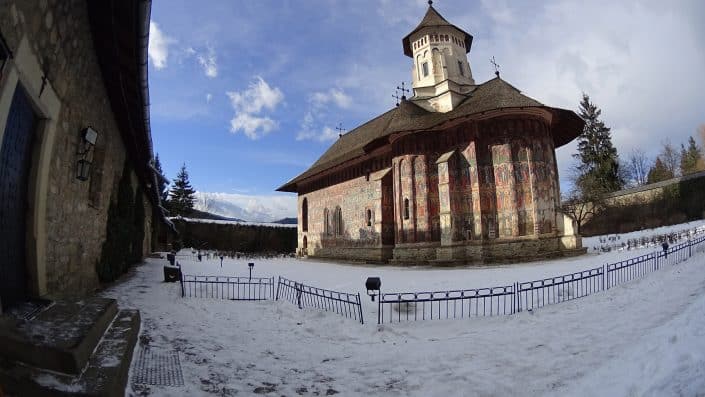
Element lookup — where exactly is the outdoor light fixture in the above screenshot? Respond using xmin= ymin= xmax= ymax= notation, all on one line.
xmin=248 ymin=262 xmax=254 ymax=279
xmin=76 ymin=127 xmax=98 ymax=181
xmin=365 ymin=277 xmax=381 ymax=302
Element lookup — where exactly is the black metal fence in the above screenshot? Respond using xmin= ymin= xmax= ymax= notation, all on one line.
xmin=276 ymin=276 xmax=364 ymax=324
xmin=378 ymin=286 xmax=515 ymax=323
xmin=176 ymin=233 xmax=705 ymax=325
xmin=180 ymin=275 xmax=275 ymax=300
xmin=517 ymin=267 xmax=604 ymax=312
xmin=377 ymin=234 xmax=705 ymax=323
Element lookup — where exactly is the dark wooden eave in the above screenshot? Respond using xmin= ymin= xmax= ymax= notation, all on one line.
xmin=86 ymin=0 xmax=174 ymax=231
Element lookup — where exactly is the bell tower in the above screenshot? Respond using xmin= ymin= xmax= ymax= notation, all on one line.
xmin=402 ymin=1 xmax=475 ymax=113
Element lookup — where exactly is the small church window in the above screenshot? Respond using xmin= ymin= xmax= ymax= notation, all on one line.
xmin=422 ymin=62 xmax=429 ymax=77
xmin=458 ymin=60 xmax=464 ymax=76
xmin=366 ymin=209 xmax=372 ymax=227
xmin=302 ymin=198 xmax=308 ymax=232
xmin=404 ymin=198 xmax=410 ymax=220
xmin=324 ymin=208 xmax=330 ymax=235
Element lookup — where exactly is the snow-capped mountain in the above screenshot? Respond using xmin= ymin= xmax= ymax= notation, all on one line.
xmin=194 ymin=192 xmax=297 ymax=223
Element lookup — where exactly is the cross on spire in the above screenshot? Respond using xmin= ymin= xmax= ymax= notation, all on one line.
xmin=392 ymin=90 xmax=401 ymax=107
xmin=490 ymin=56 xmax=500 ymax=78
xmin=335 ymin=122 xmax=346 ymax=137
xmin=428 ymin=0 xmax=433 ymax=5
xmin=396 ymin=82 xmax=410 ymax=100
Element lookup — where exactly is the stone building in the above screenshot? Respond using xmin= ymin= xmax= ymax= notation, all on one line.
xmin=0 ymin=1 xmax=167 ymax=392
xmin=278 ymin=3 xmax=586 ymax=264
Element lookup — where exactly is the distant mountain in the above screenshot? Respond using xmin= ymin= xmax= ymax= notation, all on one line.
xmin=186 ymin=208 xmax=245 ymax=222
xmin=272 ymin=217 xmax=297 ymax=225
xmin=194 ymin=192 xmax=296 ymax=223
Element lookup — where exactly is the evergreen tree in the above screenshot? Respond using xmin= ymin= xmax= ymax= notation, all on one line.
xmin=679 ymin=136 xmax=704 ymax=175
xmin=169 ymin=163 xmax=196 ymax=216
xmin=573 ymin=93 xmax=623 ymax=194
xmin=154 ymin=154 xmax=169 ymax=202
xmin=647 ymin=157 xmax=674 ymax=184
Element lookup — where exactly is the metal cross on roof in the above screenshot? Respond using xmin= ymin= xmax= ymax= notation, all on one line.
xmin=335 ymin=123 xmax=346 ymax=137
xmin=397 ymin=82 xmax=410 ymax=100
xmin=491 ymin=56 xmax=500 ymax=78
xmin=392 ymin=89 xmax=401 ymax=107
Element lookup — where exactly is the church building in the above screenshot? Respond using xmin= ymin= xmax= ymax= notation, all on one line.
xmin=278 ymin=2 xmax=586 ymax=264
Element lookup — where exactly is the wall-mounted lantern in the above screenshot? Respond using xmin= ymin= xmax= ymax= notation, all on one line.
xmin=365 ymin=277 xmax=381 ymax=302
xmin=76 ymin=127 xmax=98 ymax=181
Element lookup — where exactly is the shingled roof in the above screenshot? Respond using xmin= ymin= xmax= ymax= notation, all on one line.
xmin=277 ymin=77 xmax=583 ymax=192
xmin=402 ymin=5 xmax=473 ymax=57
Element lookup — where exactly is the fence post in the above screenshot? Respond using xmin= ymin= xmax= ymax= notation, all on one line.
xmin=603 ymin=264 xmax=607 ymax=290
xmin=275 ymin=276 xmax=281 ymax=300
xmin=377 ymin=290 xmax=382 ymax=325
xmin=296 ymin=283 xmax=303 ymax=309
xmin=357 ymin=293 xmax=364 ymax=325
xmin=180 ymin=272 xmax=185 ymax=297
xmin=271 ymin=277 xmax=275 ymax=300
xmin=689 ymin=239 xmax=692 ymax=258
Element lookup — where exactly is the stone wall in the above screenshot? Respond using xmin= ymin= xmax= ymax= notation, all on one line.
xmin=0 ymin=0 xmax=152 ymax=298
xmin=299 ymin=171 xmax=393 ymax=260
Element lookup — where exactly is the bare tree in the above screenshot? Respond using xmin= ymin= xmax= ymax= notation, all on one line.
xmin=561 ymin=166 xmax=608 ymax=234
xmin=626 ymin=148 xmax=651 ymax=186
xmin=659 ymin=140 xmax=680 ymax=177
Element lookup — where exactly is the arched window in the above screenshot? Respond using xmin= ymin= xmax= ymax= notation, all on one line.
xmin=404 ymin=198 xmax=410 ymax=220
xmin=335 ymin=206 xmax=343 ymax=236
xmin=302 ymin=198 xmax=308 ymax=232
xmin=323 ymin=208 xmax=330 ymax=235
xmin=366 ymin=209 xmax=372 ymax=227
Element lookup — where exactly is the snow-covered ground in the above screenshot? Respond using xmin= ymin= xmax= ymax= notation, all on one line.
xmin=103 ymin=223 xmax=705 ymax=396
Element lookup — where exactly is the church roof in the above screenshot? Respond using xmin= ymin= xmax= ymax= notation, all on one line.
xmin=277 ymin=77 xmax=584 ymax=192
xmin=402 ymin=5 xmax=473 ymax=57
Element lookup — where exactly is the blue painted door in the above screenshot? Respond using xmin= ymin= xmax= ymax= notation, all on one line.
xmin=0 ymin=84 xmax=38 ymax=309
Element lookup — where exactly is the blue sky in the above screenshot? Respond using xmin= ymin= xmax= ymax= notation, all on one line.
xmin=148 ymin=0 xmax=705 ymax=218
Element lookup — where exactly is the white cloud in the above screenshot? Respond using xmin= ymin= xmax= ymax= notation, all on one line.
xmin=297 ymin=88 xmax=352 ymax=142
xmin=197 ymin=46 xmax=218 ymax=78
xmin=297 ymin=125 xmax=339 ymax=142
xmin=148 ymin=22 xmax=175 ymax=70
xmin=226 ymin=77 xmax=284 ymax=139
xmin=227 ymin=77 xmax=284 ymax=114
xmin=229 ymin=113 xmax=277 ymax=140
xmin=311 ymin=88 xmax=353 ymax=109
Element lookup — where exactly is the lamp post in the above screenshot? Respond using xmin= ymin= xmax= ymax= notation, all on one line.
xmin=248 ymin=262 xmax=254 ymax=280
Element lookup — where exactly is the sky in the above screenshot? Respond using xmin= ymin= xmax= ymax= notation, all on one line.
xmin=147 ymin=0 xmax=705 ymax=219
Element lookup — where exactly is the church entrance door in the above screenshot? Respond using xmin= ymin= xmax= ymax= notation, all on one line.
xmin=0 ymin=84 xmax=38 ymax=310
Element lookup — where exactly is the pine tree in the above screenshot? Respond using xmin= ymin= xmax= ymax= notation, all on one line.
xmin=169 ymin=163 xmax=196 ymax=216
xmin=647 ymin=157 xmax=674 ymax=184
xmin=679 ymin=136 xmax=704 ymax=175
xmin=154 ymin=154 xmax=169 ymax=202
xmin=573 ymin=93 xmax=623 ymax=194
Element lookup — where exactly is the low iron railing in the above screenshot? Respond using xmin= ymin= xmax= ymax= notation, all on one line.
xmin=517 ymin=266 xmax=604 ymax=312
xmin=276 ymin=276 xmax=364 ymax=324
xmin=180 ymin=275 xmax=275 ymax=300
xmin=378 ymin=285 xmax=515 ymax=324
